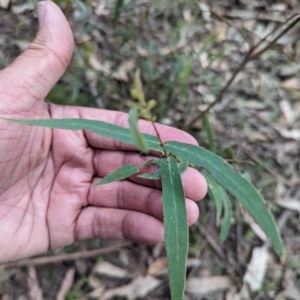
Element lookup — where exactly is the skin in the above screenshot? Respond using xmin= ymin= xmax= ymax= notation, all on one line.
xmin=0 ymin=1 xmax=207 ymax=264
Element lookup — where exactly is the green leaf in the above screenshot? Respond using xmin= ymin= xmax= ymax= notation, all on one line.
xmin=164 ymin=141 xmax=285 ymax=259
xmin=128 ymin=108 xmax=149 ymax=153
xmin=130 ymin=69 xmax=146 ymax=105
xmin=138 ymin=157 xmax=188 ymax=180
xmin=95 ymin=164 xmax=140 ymax=186
xmin=160 ymin=157 xmax=188 ymax=300
xmin=178 ymin=157 xmax=188 ymax=174
xmin=203 ymin=173 xmax=223 ymax=224
xmin=114 ymin=0 xmax=124 ymax=22
xmin=219 ymin=187 xmax=232 ymax=242
xmin=138 ymin=171 xmax=161 ymax=180
xmin=203 ymin=114 xmax=217 ymax=153
xmin=6 ymin=118 xmax=163 ymax=152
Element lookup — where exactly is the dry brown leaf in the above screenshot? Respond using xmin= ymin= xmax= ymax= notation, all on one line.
xmin=243 ymin=246 xmax=269 ymax=292
xmin=112 ymin=60 xmax=135 ymax=82
xmin=88 ymin=274 xmax=103 ymax=289
xmin=248 ymin=132 xmax=269 ymax=142
xmin=186 ymin=276 xmax=232 ymax=295
xmin=281 ymin=78 xmax=300 ymax=90
xmin=27 ymin=266 xmax=44 ymax=300
xmin=56 ymin=268 xmax=75 ymax=300
xmin=197 ymin=2 xmax=212 ymax=22
xmin=11 ymin=3 xmax=34 ymax=14
xmin=275 ymin=286 xmax=300 ymax=300
xmin=279 ymin=65 xmax=300 ymax=77
xmin=242 ymin=212 xmax=267 ymax=241
xmin=136 ymin=46 xmax=149 ymax=57
xmin=183 ymin=9 xmax=193 ymax=23
xmin=186 ymin=258 xmax=202 ymax=269
xmin=213 ymin=25 xmax=227 ymax=42
xmin=11 ymin=40 xmax=30 ymax=52
xmin=93 ymin=261 xmax=129 ymax=279
xmin=275 ymin=269 xmax=300 ymax=300
xmin=276 ymin=127 xmax=300 ymax=140
xmin=95 ymin=4 xmax=110 ymax=16
xmin=100 ymin=275 xmax=161 ymax=300
xmin=147 ymin=257 xmax=168 ymax=276
xmin=280 ymin=100 xmax=295 ymax=125
xmin=276 ymin=198 xmax=300 ymax=214
xmin=86 ymin=284 xmax=106 ymax=299
xmin=89 ymin=55 xmax=111 ymax=74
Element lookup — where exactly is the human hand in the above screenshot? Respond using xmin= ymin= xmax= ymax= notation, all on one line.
xmin=0 ymin=1 xmax=207 ymax=264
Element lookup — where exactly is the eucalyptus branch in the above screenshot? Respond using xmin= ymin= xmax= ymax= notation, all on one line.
xmin=8 ymin=116 xmax=286 ymax=298
xmin=151 ymin=119 xmax=169 ymax=158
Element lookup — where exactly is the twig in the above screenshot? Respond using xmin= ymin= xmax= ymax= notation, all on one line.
xmin=250 ymin=13 xmax=299 ymax=54
xmin=5 ymin=242 xmax=132 ymax=267
xmin=151 ymin=120 xmax=168 ymax=158
xmin=184 ymin=13 xmax=300 ymax=130
xmin=199 ymin=227 xmax=226 ymax=260
xmin=250 ymin=15 xmax=300 ymax=60
xmin=184 ymin=50 xmax=253 ymax=130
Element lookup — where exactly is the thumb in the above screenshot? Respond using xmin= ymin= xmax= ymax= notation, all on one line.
xmin=0 ymin=1 xmax=74 ymax=103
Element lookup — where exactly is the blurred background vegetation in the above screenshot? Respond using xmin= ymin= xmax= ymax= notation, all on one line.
xmin=1 ymin=0 xmax=300 ymax=299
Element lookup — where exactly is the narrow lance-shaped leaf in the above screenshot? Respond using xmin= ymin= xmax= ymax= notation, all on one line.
xmin=95 ymin=164 xmax=140 ymax=186
xmin=219 ymin=187 xmax=232 ymax=242
xmin=164 ymin=141 xmax=285 ymax=259
xmin=203 ymin=173 xmax=223 ymax=224
xmin=203 ymin=114 xmax=217 ymax=154
xmin=6 ymin=118 xmax=163 ymax=152
xmin=128 ymin=108 xmax=149 ymax=153
xmin=160 ymin=157 xmax=188 ymax=300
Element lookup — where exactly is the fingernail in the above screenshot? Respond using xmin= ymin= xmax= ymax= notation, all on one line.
xmin=37 ymin=1 xmax=47 ymax=26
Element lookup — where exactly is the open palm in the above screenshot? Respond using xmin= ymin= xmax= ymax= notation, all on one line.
xmin=0 ymin=2 xmax=207 ymax=264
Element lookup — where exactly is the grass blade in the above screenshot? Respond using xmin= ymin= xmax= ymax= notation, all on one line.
xmin=219 ymin=187 xmax=232 ymax=242
xmin=95 ymin=164 xmax=140 ymax=186
xmin=161 ymin=157 xmax=188 ymax=300
xmin=203 ymin=114 xmax=217 ymax=153
xmin=164 ymin=141 xmax=285 ymax=259
xmin=128 ymin=108 xmax=149 ymax=153
xmin=203 ymin=173 xmax=223 ymax=224
xmin=114 ymin=0 xmax=124 ymax=22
